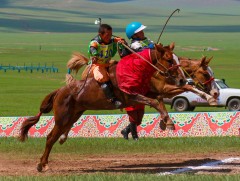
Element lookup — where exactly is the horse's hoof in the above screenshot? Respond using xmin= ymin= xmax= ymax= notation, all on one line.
xmin=59 ymin=138 xmax=66 ymax=145
xmin=208 ymin=97 xmax=217 ymax=106
xmin=59 ymin=135 xmax=67 ymax=145
xmin=37 ymin=163 xmax=43 ymax=172
xmin=159 ymin=120 xmax=167 ymax=131
xmin=37 ymin=163 xmax=50 ymax=172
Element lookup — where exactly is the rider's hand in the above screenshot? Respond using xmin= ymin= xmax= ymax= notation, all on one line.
xmin=115 ymin=37 xmax=125 ymax=44
xmin=148 ymin=43 xmax=154 ymax=49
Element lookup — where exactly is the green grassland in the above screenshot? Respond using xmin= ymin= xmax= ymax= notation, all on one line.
xmin=1 ymin=1 xmax=240 ymax=180
xmin=1 ymin=175 xmax=240 ymax=181
xmin=1 ymin=0 xmax=240 ymax=116
xmin=1 ymin=136 xmax=239 ymax=155
xmin=0 ymin=137 xmax=240 ymax=180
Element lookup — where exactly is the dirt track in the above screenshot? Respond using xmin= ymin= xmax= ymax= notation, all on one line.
xmin=1 ymin=152 xmax=239 ymax=176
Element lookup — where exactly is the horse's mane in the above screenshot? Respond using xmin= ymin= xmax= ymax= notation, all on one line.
xmin=66 ymin=51 xmax=119 ymax=85
xmin=67 ymin=52 xmax=88 ymax=74
xmin=65 ymin=52 xmax=89 ymax=85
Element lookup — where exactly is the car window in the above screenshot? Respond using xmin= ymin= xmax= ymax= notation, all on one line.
xmin=216 ymin=80 xmax=229 ymax=89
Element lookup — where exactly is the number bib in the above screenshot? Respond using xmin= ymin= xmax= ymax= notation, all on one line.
xmin=97 ymin=43 xmax=114 ymax=64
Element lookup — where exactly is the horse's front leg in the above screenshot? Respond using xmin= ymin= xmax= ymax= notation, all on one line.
xmin=128 ymin=94 xmax=175 ymax=130
xmin=156 ymin=96 xmax=175 ymax=130
xmin=183 ymin=85 xmax=217 ymax=105
xmin=163 ymin=84 xmax=217 ymax=105
xmin=192 ymin=87 xmax=217 ymax=105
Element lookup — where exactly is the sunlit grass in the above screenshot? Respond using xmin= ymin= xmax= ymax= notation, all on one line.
xmin=1 ymin=137 xmax=239 ymax=156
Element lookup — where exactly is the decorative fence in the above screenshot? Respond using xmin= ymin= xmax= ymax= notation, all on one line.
xmin=0 ymin=64 xmax=58 ymax=73
xmin=0 ymin=112 xmax=239 ymax=138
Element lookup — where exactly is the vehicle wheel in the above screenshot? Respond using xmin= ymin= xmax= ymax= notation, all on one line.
xmin=188 ymin=106 xmax=196 ymax=111
xmin=173 ymin=98 xmax=190 ymax=112
xmin=227 ymin=98 xmax=240 ymax=111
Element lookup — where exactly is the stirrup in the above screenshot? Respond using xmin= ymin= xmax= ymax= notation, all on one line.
xmin=110 ymin=98 xmax=122 ymax=108
xmin=114 ymin=100 xmax=122 ymax=108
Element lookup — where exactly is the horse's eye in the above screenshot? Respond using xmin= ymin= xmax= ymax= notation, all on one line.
xmin=168 ymin=59 xmax=173 ymax=64
xmin=204 ymin=74 xmax=210 ymax=78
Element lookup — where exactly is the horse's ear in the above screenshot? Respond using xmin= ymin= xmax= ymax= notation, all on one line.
xmin=155 ymin=43 xmax=163 ymax=50
xmin=155 ymin=44 xmax=165 ymax=55
xmin=201 ymin=56 xmax=213 ymax=66
xmin=200 ymin=56 xmax=207 ymax=66
xmin=206 ymin=56 xmax=213 ymax=64
xmin=169 ymin=42 xmax=175 ymax=51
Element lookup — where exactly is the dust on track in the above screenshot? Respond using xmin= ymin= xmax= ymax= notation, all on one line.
xmin=0 ymin=152 xmax=239 ymax=176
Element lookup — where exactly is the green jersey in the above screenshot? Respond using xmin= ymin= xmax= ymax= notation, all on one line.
xmin=88 ymin=36 xmax=118 ymax=64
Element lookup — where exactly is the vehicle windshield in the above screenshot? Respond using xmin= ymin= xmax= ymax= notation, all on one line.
xmin=216 ymin=80 xmax=229 ymax=89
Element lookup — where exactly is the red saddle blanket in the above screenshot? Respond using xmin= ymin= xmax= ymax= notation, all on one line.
xmin=116 ymin=49 xmax=156 ymax=95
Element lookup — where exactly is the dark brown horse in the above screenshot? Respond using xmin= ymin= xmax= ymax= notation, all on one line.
xmin=19 ymin=43 xmax=186 ymax=172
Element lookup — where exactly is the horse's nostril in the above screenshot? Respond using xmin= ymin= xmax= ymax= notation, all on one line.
xmin=210 ymin=89 xmax=220 ymax=98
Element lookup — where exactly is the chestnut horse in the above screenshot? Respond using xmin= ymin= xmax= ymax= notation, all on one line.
xmin=143 ymin=55 xmax=219 ymax=132
xmin=59 ymin=55 xmax=219 ymax=142
xmin=19 ymin=43 xmax=186 ymax=172
xmin=151 ymin=55 xmax=219 ymax=100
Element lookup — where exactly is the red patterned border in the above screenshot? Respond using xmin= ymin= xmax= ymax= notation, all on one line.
xmin=0 ymin=112 xmax=239 ymax=137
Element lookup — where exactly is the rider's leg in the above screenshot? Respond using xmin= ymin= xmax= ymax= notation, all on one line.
xmin=129 ymin=122 xmax=138 ymax=140
xmin=123 ymin=105 xmax=144 ymax=140
xmin=93 ymin=65 xmax=122 ymax=108
xmin=121 ymin=123 xmax=131 ymax=140
xmin=100 ymin=82 xmax=122 ymax=108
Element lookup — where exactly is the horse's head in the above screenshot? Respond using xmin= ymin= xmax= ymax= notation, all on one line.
xmin=152 ymin=43 xmax=186 ymax=86
xmin=180 ymin=56 xmax=219 ymax=99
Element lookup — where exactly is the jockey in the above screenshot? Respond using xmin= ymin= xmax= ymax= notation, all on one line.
xmin=121 ymin=22 xmax=154 ymax=140
xmin=88 ymin=24 xmax=124 ymax=108
xmin=126 ymin=22 xmax=154 ymax=52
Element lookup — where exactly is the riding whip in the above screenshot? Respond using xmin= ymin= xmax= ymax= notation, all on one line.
xmin=94 ymin=18 xmax=102 ymax=26
xmin=156 ymin=8 xmax=180 ymax=44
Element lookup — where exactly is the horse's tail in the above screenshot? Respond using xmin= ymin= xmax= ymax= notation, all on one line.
xmin=67 ymin=52 xmax=89 ymax=74
xmin=19 ymin=89 xmax=59 ymax=142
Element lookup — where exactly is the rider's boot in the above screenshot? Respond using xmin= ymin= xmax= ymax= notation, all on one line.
xmin=101 ymin=81 xmax=122 ymax=108
xmin=121 ymin=124 xmax=131 ymax=140
xmin=130 ymin=122 xmax=139 ymax=141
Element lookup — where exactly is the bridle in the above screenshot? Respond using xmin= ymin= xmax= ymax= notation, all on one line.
xmin=154 ymin=52 xmax=181 ymax=79
xmin=154 ymin=47 xmax=185 ymax=83
xmin=119 ymin=42 xmax=185 ymax=84
xmin=182 ymin=59 xmax=215 ymax=92
xmin=120 ymin=43 xmax=176 ymax=78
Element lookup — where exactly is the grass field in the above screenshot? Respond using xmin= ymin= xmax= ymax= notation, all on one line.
xmin=1 ymin=31 xmax=240 ymax=116
xmin=1 ymin=0 xmax=240 ymax=116
xmin=1 ymin=1 xmax=240 ymax=178
xmin=0 ymin=137 xmax=240 ymax=180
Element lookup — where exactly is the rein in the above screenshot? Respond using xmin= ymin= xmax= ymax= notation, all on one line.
xmin=153 ymin=47 xmax=179 ymax=78
xmin=68 ymin=60 xmax=93 ymax=95
xmin=76 ymin=61 xmax=93 ymax=95
xmin=181 ymin=60 xmax=214 ymax=90
xmin=120 ymin=43 xmax=169 ymax=76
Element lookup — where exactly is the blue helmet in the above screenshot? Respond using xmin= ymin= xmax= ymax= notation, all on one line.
xmin=125 ymin=22 xmax=147 ymax=39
